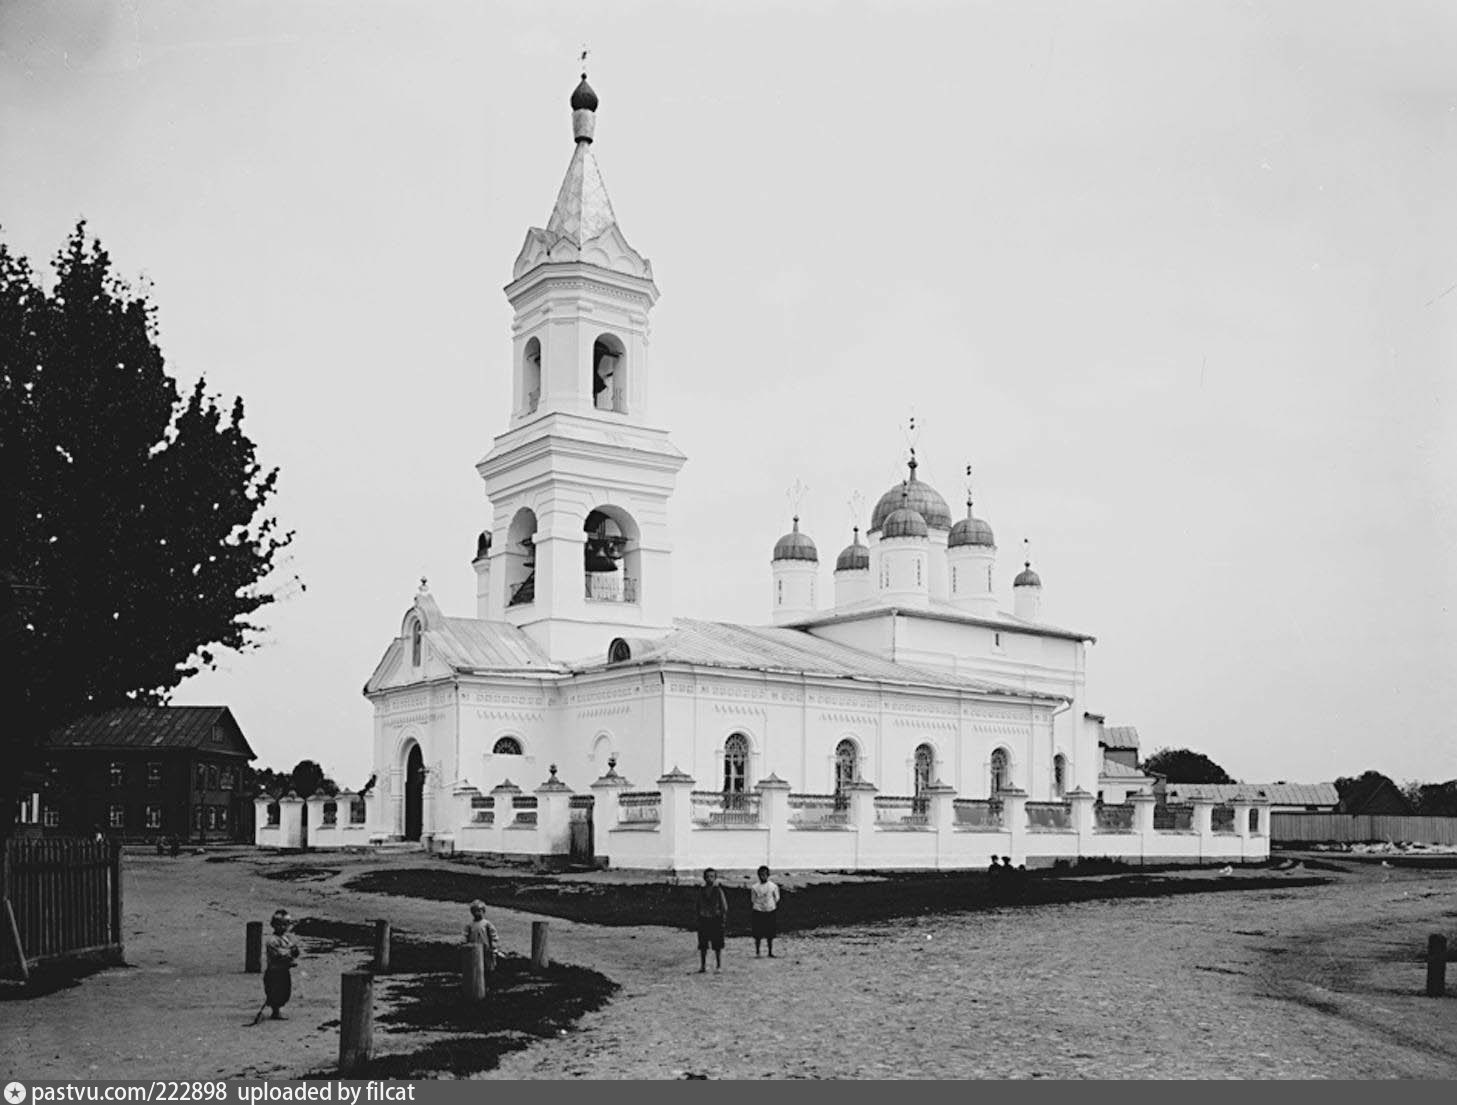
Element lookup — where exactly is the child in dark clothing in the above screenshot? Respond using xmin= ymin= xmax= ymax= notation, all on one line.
xmin=694 ymin=868 xmax=728 ymax=973
xmin=263 ymin=909 xmax=301 ymax=1020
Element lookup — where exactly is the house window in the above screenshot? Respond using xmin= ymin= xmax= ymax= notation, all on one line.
xmin=205 ymin=807 xmax=217 ymax=830
xmin=145 ymin=805 xmax=163 ymax=829
xmin=220 ymin=768 xmax=234 ymax=790
xmin=147 ymin=762 xmax=162 ymax=787
xmin=218 ymin=806 xmax=229 ymax=829
xmin=109 ymin=762 xmax=124 ymax=786
xmin=193 ymin=806 xmax=204 ymax=831
xmin=723 ymin=734 xmax=749 ymax=799
xmin=43 ymin=805 xmax=60 ymax=828
xmin=195 ymin=764 xmax=207 ymax=789
xmin=493 ymin=737 xmax=523 ymax=756
xmin=206 ymin=765 xmax=220 ymax=791
xmin=108 ymin=804 xmax=125 ymax=829
xmin=990 ymin=748 xmax=1010 ymax=794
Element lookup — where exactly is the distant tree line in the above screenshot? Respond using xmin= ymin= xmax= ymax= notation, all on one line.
xmin=243 ymin=759 xmax=376 ymax=801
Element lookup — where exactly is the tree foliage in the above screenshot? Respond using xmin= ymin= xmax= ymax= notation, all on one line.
xmin=1334 ymin=769 xmax=1411 ymax=814
xmin=1 ymin=223 xmax=300 ymax=832
xmin=1141 ymin=747 xmax=1235 ymax=784
xmin=1403 ymin=779 xmax=1457 ymax=817
xmin=288 ymin=759 xmax=338 ymax=800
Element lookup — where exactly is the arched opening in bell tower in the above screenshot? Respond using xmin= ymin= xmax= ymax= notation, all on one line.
xmin=506 ymin=508 xmax=538 ymax=607
xmin=583 ymin=506 xmax=641 ymax=603
xmin=522 ymin=336 xmax=542 ymax=415
xmin=592 ymin=334 xmax=627 ymax=413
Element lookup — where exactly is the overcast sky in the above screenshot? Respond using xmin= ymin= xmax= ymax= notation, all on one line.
xmin=3 ymin=0 xmax=1454 ymax=788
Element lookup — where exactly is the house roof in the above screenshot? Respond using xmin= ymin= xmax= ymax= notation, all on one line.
xmin=41 ymin=706 xmax=255 ymax=759
xmin=1166 ymin=782 xmax=1339 ymax=807
xmin=1100 ymin=725 xmax=1140 ymax=750
xmin=1099 ymin=755 xmax=1153 ymax=781
xmin=593 ymin=619 xmax=1067 ymax=701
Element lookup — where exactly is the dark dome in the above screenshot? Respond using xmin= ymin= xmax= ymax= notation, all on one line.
xmin=948 ymin=514 xmax=995 ymax=549
xmin=570 ymin=75 xmax=599 ymax=111
xmin=869 ymin=458 xmax=952 ymax=532
xmin=881 ymin=507 xmax=929 ymax=539
xmin=772 ymin=517 xmax=818 ymax=562
xmin=1014 ymin=563 xmax=1042 ymax=588
xmin=835 ymin=539 xmax=870 ymax=572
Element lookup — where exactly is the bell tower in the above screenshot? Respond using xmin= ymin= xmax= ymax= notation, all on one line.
xmin=477 ymin=74 xmax=686 ymax=662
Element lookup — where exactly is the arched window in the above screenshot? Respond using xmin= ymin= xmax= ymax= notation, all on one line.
xmin=834 ymin=739 xmax=858 ymax=808
xmin=506 ymin=508 xmax=538 ymax=607
xmin=492 ymin=737 xmax=523 ymax=756
xmin=915 ymin=557 xmax=922 ymax=587
xmin=411 ymin=620 xmax=422 ymax=666
xmin=1053 ymin=754 xmax=1067 ymax=799
xmin=592 ymin=334 xmax=627 ymax=413
xmin=584 ymin=507 xmax=641 ymax=604
xmin=913 ymin=743 xmax=934 ymax=815
xmin=723 ymin=734 xmax=749 ymax=806
xmin=952 ymin=565 xmax=958 ymax=593
xmin=776 ymin=579 xmax=783 ymax=606
xmin=990 ymin=748 xmax=1010 ymax=794
xmin=522 ymin=336 xmax=542 ymax=414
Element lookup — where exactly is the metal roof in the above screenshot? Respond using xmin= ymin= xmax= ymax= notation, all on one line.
xmin=1166 ymin=782 xmax=1339 ymax=807
xmin=1101 ymin=725 xmax=1140 ymax=750
xmin=429 ymin=618 xmax=560 ymax=673
xmin=591 ymin=618 xmax=1066 ymax=700
xmin=41 ymin=706 xmax=255 ymax=758
xmin=1099 ymin=755 xmax=1153 ymax=780
xmin=788 ymin=597 xmax=1096 ymax=644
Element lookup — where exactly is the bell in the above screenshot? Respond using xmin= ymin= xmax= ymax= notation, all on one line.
xmin=584 ymin=538 xmax=618 ymax=574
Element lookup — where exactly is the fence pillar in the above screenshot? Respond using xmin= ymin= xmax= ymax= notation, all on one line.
xmin=534 ymin=765 xmax=574 ymax=860
xmin=923 ymin=783 xmax=957 ymax=869
xmin=1129 ymin=791 xmax=1157 ymax=863
xmin=1067 ymin=788 xmax=1095 ymax=858
xmin=277 ymin=792 xmax=305 ymax=848
xmin=590 ymin=760 xmax=633 ymax=865
xmin=253 ymin=798 xmax=273 ymax=846
xmin=755 ymin=774 xmax=792 ymax=865
xmin=338 ymin=970 xmax=374 ymax=1073
xmin=373 ymin=920 xmax=391 ymax=973
xmin=245 ymin=921 xmax=264 ymax=973
xmin=845 ymin=781 xmax=878 ymax=867
xmin=656 ymin=767 xmax=696 ymax=873
xmin=531 ymin=920 xmax=550 ymax=970
xmin=460 ymin=942 xmax=486 ymax=1001
xmin=1189 ymin=798 xmax=1216 ymax=861
xmin=1427 ymin=934 xmax=1448 ymax=997
xmin=998 ymin=788 xmax=1028 ymax=863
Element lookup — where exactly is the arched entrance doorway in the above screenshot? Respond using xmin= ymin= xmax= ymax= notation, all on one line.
xmin=404 ymin=744 xmax=424 ymax=842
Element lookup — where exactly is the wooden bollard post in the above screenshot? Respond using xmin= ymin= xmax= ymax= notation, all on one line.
xmin=245 ymin=921 xmax=263 ymax=974
xmin=338 ymin=970 xmax=374 ymax=1073
xmin=461 ymin=942 xmax=486 ymax=1002
xmin=373 ymin=919 xmax=391 ymax=973
xmin=1427 ymin=934 xmax=1448 ymax=997
xmin=531 ymin=920 xmax=550 ymax=970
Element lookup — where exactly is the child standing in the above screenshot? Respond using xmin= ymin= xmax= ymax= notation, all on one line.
xmin=463 ymin=899 xmax=500 ymax=974
xmin=749 ymin=865 xmax=781 ymax=958
xmin=263 ymin=909 xmax=301 ymax=1020
xmin=694 ymin=868 xmax=728 ymax=973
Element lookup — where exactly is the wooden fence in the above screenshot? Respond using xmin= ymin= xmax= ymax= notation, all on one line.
xmin=1 ymin=836 xmax=124 ymax=977
xmin=1271 ymin=813 xmax=1457 ymax=846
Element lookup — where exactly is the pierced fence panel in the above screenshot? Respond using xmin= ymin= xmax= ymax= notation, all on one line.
xmin=1 ymin=837 xmax=123 ymax=972
xmin=1094 ymin=803 xmax=1134 ymax=832
xmin=1025 ymin=801 xmax=1072 ymax=830
xmin=690 ymin=791 xmax=761 ymax=827
xmin=953 ymin=799 xmax=1002 ymax=830
xmin=788 ymin=794 xmax=849 ymax=829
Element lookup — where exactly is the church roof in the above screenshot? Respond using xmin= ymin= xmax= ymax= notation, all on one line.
xmin=430 ymin=617 xmax=560 ymax=672
xmin=1099 ymin=755 xmax=1152 ymax=781
xmin=786 ymin=597 xmax=1096 ymax=643
xmin=869 ymin=464 xmax=953 ymax=532
xmin=593 ymin=618 xmax=1065 ymax=700
xmin=772 ymin=517 xmax=818 ymax=562
xmin=1101 ymin=725 xmax=1140 ymax=750
xmin=546 ymin=140 xmax=618 ymax=247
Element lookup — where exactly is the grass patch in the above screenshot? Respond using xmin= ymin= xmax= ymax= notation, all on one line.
xmin=345 ymin=867 xmax=1331 ymax=937
xmin=262 ymin=866 xmax=342 ymax=883
xmin=290 ymin=916 xmax=616 ymax=1077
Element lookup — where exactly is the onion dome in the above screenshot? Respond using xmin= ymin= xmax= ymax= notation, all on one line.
xmin=772 ymin=516 xmax=818 ymax=562
xmin=835 ymin=527 xmax=870 ymax=572
xmin=881 ymin=507 xmax=929 ymax=539
xmin=869 ymin=455 xmax=952 ymax=532
xmin=570 ymin=74 xmax=599 ymax=111
xmin=1014 ymin=561 xmax=1042 ymax=588
xmin=948 ymin=497 xmax=995 ymax=549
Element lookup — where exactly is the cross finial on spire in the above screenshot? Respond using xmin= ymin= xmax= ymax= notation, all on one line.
xmin=786 ymin=478 xmax=808 ymax=519
xmin=419 ymin=575 xmax=429 ymax=592
xmin=965 ymin=463 xmax=975 ymax=512
xmin=1023 ymin=536 xmax=1032 ymax=570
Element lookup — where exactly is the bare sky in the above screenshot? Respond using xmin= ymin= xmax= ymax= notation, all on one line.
xmin=3 ymin=0 xmax=1454 ymax=788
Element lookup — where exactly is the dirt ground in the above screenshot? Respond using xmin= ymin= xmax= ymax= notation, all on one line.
xmin=1 ymin=849 xmax=1453 ymax=1080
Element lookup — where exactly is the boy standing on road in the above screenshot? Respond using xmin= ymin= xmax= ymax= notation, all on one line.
xmin=749 ymin=865 xmax=781 ymax=958
xmin=263 ymin=909 xmax=301 ymax=1020
xmin=695 ymin=868 xmax=728 ymax=973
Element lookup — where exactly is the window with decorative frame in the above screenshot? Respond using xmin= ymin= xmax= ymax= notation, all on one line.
xmin=206 ymin=765 xmax=220 ymax=791
xmin=108 ymin=804 xmax=125 ymax=828
xmin=145 ymin=805 xmax=163 ymax=829
xmin=42 ymin=805 xmax=60 ymax=828
xmin=220 ymin=768 xmax=234 ymax=790
xmin=147 ymin=762 xmax=162 ymax=787
xmin=492 ymin=737 xmax=523 ymax=756
xmin=218 ymin=806 xmax=229 ymax=829
xmin=723 ymin=734 xmax=749 ymax=800
xmin=109 ymin=762 xmax=124 ymax=787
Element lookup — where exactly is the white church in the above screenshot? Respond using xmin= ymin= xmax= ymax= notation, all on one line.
xmin=257 ymin=75 xmax=1269 ymax=870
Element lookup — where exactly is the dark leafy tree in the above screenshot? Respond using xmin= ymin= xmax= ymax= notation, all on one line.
xmin=0 ymin=223 xmax=300 ymax=837
xmin=1141 ymin=747 xmax=1235 ymax=784
xmin=1404 ymin=780 xmax=1457 ymax=817
xmin=1334 ymin=770 xmax=1412 ymax=814
xmin=289 ymin=759 xmax=338 ymax=799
